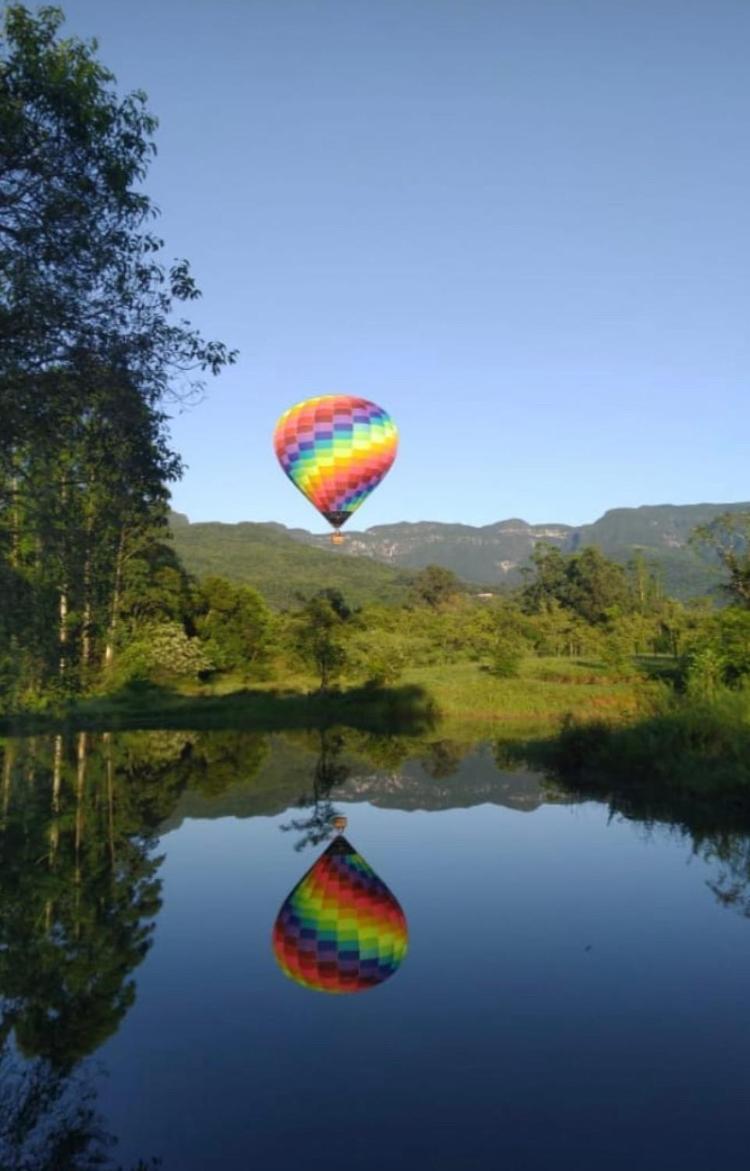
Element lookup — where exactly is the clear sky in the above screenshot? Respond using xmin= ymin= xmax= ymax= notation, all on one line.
xmin=57 ymin=0 xmax=749 ymax=529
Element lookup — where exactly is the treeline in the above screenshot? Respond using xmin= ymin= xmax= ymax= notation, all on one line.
xmin=36 ymin=532 xmax=744 ymax=705
xmin=0 ymin=6 xmax=234 ymax=707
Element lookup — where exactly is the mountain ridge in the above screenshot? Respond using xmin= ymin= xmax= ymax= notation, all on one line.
xmin=170 ymin=500 xmax=750 ymax=602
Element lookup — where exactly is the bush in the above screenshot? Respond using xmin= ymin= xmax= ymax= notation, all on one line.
xmin=361 ymin=647 xmax=408 ymax=688
xmin=110 ymin=622 xmax=213 ymax=686
xmin=487 ymin=635 xmax=525 ymax=678
xmin=686 ymin=647 xmax=726 ymax=700
xmin=681 ymin=607 xmax=750 ymax=690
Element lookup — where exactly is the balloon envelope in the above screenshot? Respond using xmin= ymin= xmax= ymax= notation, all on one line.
xmin=272 ymin=835 xmax=408 ymax=994
xmin=273 ymin=395 xmax=398 ymax=529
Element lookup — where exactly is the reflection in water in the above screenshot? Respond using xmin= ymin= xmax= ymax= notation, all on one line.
xmin=499 ymin=733 xmax=750 ymax=924
xmin=280 ymin=728 xmax=349 ymax=851
xmin=272 ymin=832 xmax=408 ymax=994
xmin=0 ymin=732 xmax=168 ymax=1169
xmin=0 ymin=733 xmax=164 ymax=1071
xmin=1 ymin=723 xmax=750 ymax=1163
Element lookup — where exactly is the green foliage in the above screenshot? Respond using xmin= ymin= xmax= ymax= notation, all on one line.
xmin=196 ymin=576 xmax=273 ymax=676
xmin=487 ymin=634 xmax=525 ymax=678
xmin=686 ymin=648 xmax=726 ymax=700
xmin=522 ymin=544 xmax=631 ymax=624
xmin=290 ymin=591 xmax=355 ymax=691
xmin=535 ymin=686 xmax=750 ymax=794
xmin=683 ymin=607 xmax=750 ymax=689
xmin=692 ymin=512 xmax=750 ymax=607
xmin=110 ymin=622 xmax=212 ymax=686
xmin=170 ymin=516 xmax=411 ymax=609
xmin=409 ymin=564 xmax=463 ymax=608
xmin=355 ymin=642 xmax=408 ymax=688
xmin=0 ymin=5 xmax=234 ymax=704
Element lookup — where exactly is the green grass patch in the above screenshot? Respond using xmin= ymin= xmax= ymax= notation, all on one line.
xmin=401 ymin=658 xmax=641 ymax=738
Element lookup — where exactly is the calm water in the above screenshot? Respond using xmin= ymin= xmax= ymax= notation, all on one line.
xmin=1 ymin=726 xmax=749 ymax=1170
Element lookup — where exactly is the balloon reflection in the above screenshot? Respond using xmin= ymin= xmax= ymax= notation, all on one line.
xmin=272 ymin=832 xmax=408 ymax=994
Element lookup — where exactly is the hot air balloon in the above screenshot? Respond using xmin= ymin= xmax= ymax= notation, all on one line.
xmin=272 ymin=832 xmax=408 ymax=994
xmin=273 ymin=395 xmax=398 ymax=543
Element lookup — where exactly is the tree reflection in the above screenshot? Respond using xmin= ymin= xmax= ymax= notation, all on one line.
xmin=700 ymin=832 xmax=750 ymax=919
xmin=0 ymin=732 xmax=179 ymax=1167
xmin=0 ymin=733 xmax=167 ymax=1071
xmin=497 ymin=733 xmax=750 ymax=922
xmin=0 ymin=1042 xmax=161 ymax=1169
xmin=280 ymin=728 xmax=349 ymax=850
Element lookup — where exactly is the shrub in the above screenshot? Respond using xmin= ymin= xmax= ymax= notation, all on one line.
xmin=488 ymin=634 xmax=525 ymax=678
xmin=110 ymin=622 xmax=213 ymax=686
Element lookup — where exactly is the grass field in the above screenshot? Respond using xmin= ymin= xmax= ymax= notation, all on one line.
xmin=402 ymin=659 xmax=641 ymax=736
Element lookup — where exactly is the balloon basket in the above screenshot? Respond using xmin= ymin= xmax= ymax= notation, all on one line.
xmin=330 ymin=532 xmax=344 ymax=546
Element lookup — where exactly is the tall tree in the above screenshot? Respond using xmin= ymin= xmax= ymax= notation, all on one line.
xmin=409 ymin=564 xmax=462 ymax=609
xmin=0 ymin=5 xmax=236 ymax=702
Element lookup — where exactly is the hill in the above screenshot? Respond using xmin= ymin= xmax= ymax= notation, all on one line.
xmin=169 ymin=513 xmax=413 ymax=607
xmin=170 ymin=501 xmax=750 ymax=602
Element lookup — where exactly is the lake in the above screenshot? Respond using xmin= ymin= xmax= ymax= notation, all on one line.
xmin=1 ymin=725 xmax=749 ymax=1170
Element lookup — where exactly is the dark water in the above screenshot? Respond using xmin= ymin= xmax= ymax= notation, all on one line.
xmin=1 ymin=726 xmax=749 ymax=1170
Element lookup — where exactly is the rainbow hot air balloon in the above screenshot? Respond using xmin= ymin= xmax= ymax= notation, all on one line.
xmin=273 ymin=395 xmax=398 ymax=541
xmin=272 ymin=835 xmax=408 ymax=994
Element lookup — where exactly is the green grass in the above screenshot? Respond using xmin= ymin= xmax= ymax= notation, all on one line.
xmin=400 ymin=658 xmax=641 ymax=737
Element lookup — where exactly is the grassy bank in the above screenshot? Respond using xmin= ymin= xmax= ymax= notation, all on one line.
xmin=0 ymin=657 xmax=642 ymax=737
xmin=509 ymin=685 xmax=750 ymax=799
xmin=0 ymin=682 xmax=437 ymax=736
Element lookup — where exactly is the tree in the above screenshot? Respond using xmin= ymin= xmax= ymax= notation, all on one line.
xmin=519 ymin=544 xmax=569 ymax=613
xmin=564 ymin=547 xmax=630 ymax=624
xmin=0 ymin=5 xmax=236 ymax=703
xmin=409 ymin=565 xmax=462 ymax=609
xmin=521 ymin=544 xmax=630 ymax=625
xmin=197 ymin=577 xmax=273 ymax=676
xmin=692 ymin=512 xmax=750 ymax=608
xmin=291 ymin=590 xmax=354 ymax=690
xmin=685 ymin=607 xmax=750 ymax=688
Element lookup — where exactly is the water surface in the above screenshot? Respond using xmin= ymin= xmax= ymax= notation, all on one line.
xmin=1 ymin=727 xmax=748 ymax=1169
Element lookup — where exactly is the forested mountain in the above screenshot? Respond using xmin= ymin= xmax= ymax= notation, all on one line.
xmin=171 ymin=501 xmax=750 ymax=601
xmin=170 ymin=513 xmax=412 ymax=607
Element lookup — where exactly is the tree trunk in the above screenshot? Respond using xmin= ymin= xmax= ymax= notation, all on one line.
xmin=80 ymin=475 xmax=95 ymax=677
xmin=49 ymin=732 xmax=63 ymax=866
xmin=9 ymin=467 xmax=19 ymax=569
xmin=75 ymin=731 xmax=87 ymax=934
xmin=58 ymin=480 xmax=69 ymax=680
xmin=104 ymin=528 xmax=126 ymax=671
xmin=58 ymin=582 xmax=68 ymax=678
xmin=1 ymin=744 xmax=14 ymax=826
xmin=103 ymin=731 xmax=116 ymax=870
xmin=81 ymin=553 xmax=93 ymax=674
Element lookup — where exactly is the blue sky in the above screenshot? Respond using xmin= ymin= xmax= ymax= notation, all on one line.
xmin=58 ymin=0 xmax=749 ymax=529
